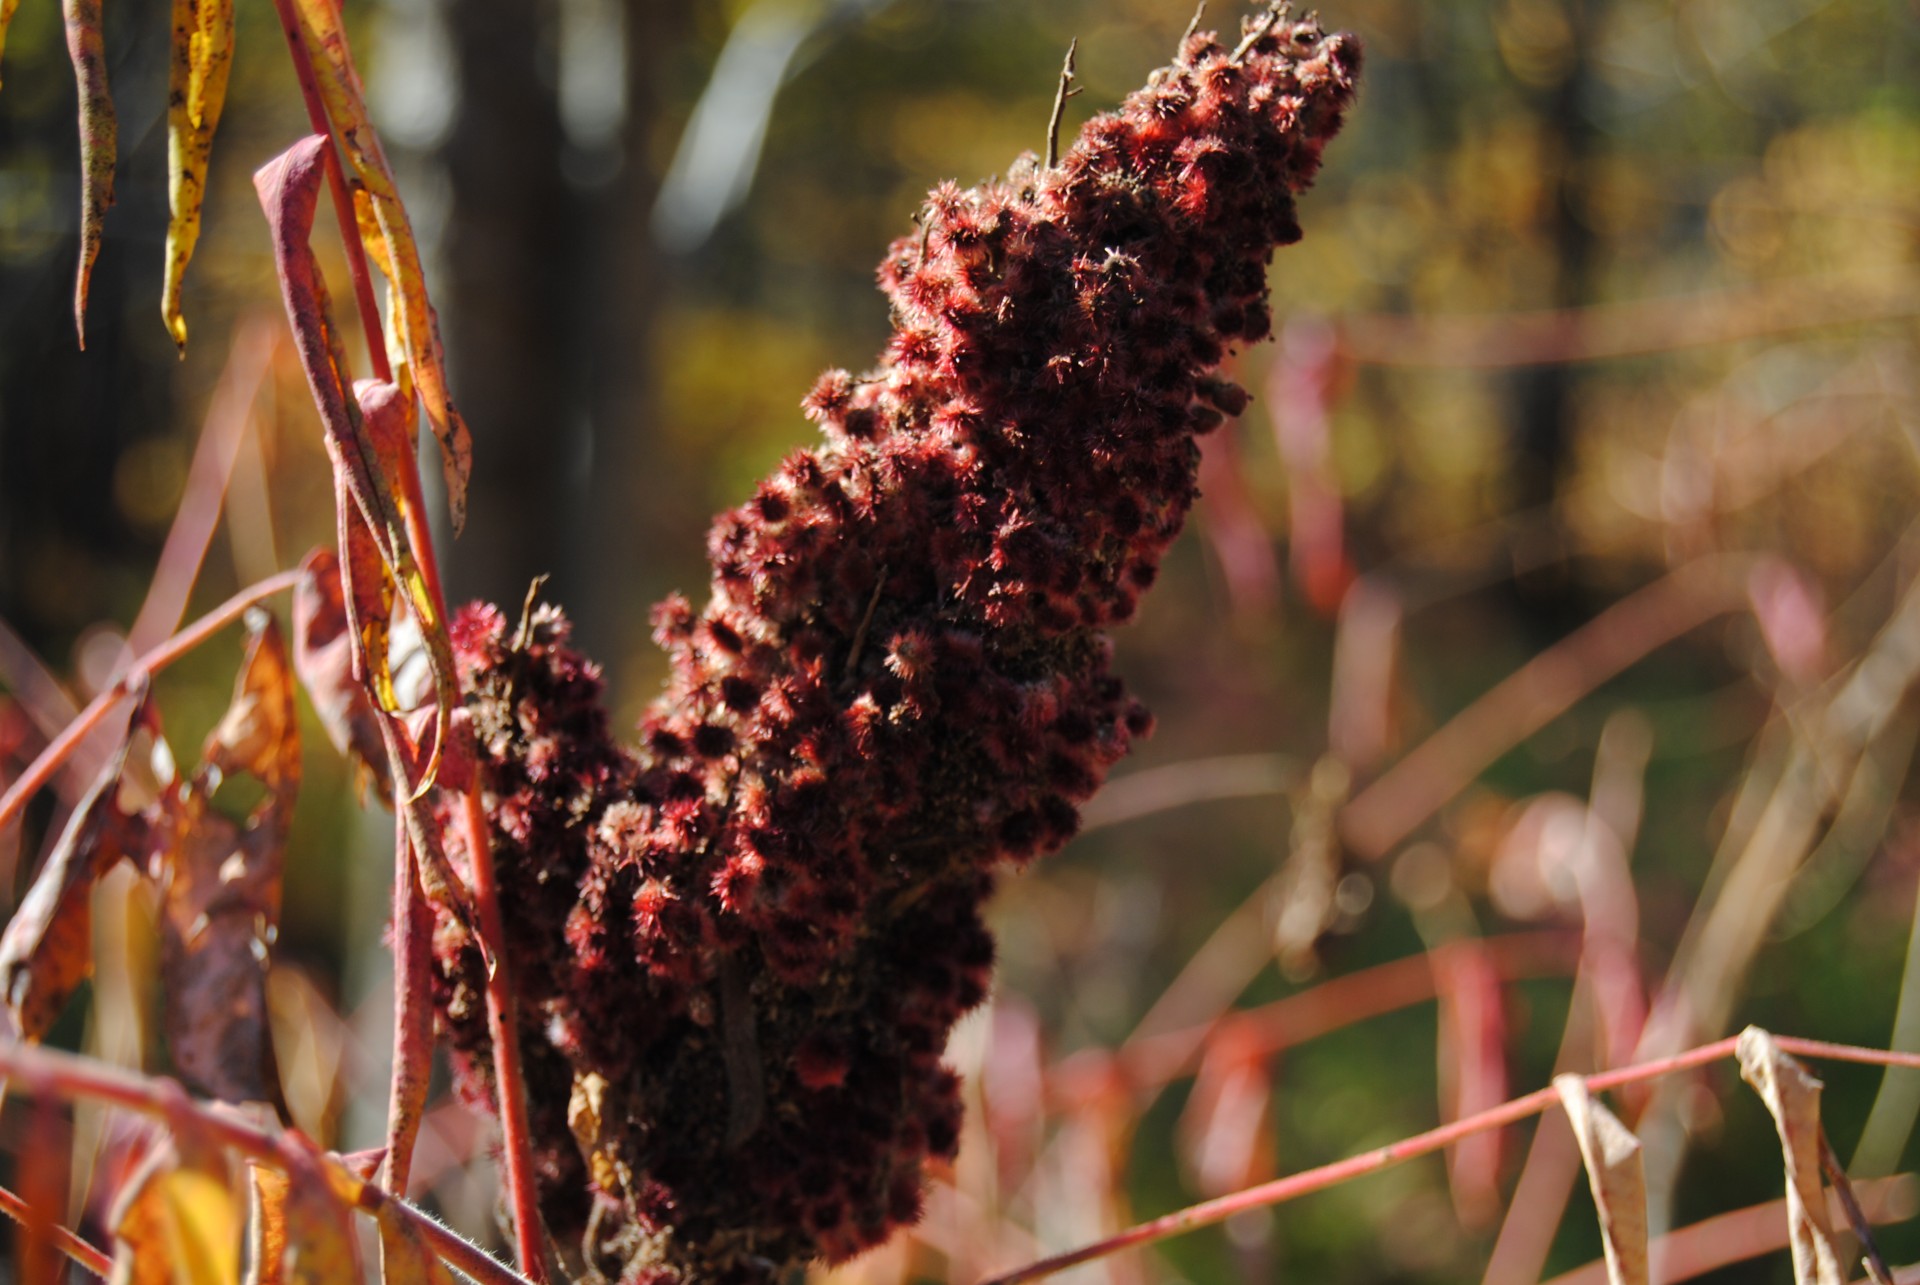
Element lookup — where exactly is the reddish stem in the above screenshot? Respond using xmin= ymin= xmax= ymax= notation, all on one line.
xmin=983 ymin=1033 xmax=1920 ymax=1284
xmin=460 ymin=778 xmax=551 ymax=1281
xmin=0 ymin=569 xmax=304 ymax=834
xmin=1340 ymin=555 xmax=1754 ymax=861
xmin=0 ymin=1182 xmax=111 ymax=1279
xmin=264 ymin=0 xmax=392 ymax=386
xmin=381 ymin=816 xmax=434 ymax=1197
xmin=0 ymin=1040 xmax=534 ymax=1285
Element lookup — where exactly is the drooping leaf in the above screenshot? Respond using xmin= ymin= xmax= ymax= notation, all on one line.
xmin=63 ymin=0 xmax=116 ymax=348
xmin=1555 ymin=1075 xmax=1649 ymax=1285
xmin=253 ymin=136 xmax=456 ymax=798
xmin=148 ymin=614 xmax=298 ymax=1105
xmin=0 ymin=718 xmax=144 ymax=1040
xmin=291 ymin=546 xmax=387 ymax=794
xmin=1737 ymin=1026 xmax=1847 ymax=1285
xmin=110 ymin=1140 xmax=243 ymax=1285
xmin=286 ymin=0 xmax=471 ymax=531
xmin=162 ymin=0 xmax=236 ymax=353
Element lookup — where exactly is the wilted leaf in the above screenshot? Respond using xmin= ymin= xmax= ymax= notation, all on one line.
xmin=1737 ymin=1026 xmax=1846 ymax=1285
xmin=204 ymin=612 xmax=301 ymax=800
xmin=280 ymin=1153 xmax=363 ymax=1284
xmin=110 ymin=1140 xmax=242 ymax=1285
xmin=1555 ymin=1075 xmax=1648 ymax=1285
xmin=254 ymin=136 xmax=456 ymax=797
xmin=161 ymin=0 xmax=235 ymax=352
xmin=63 ymin=0 xmax=117 ymax=348
xmin=291 ymin=547 xmax=387 ymax=790
xmin=149 ymin=614 xmax=298 ymax=1105
xmin=286 ymin=0 xmax=471 ymax=531
xmin=375 ymin=1203 xmax=454 ymax=1285
xmin=0 ymin=722 xmax=144 ymax=1040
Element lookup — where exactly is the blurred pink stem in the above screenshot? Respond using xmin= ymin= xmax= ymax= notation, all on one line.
xmin=984 ymin=1034 xmax=1920 ymax=1285
xmin=0 ymin=1181 xmax=110 ymax=1279
xmin=1341 ymin=554 xmax=1754 ymax=861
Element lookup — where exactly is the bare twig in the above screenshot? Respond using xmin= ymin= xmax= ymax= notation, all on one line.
xmin=0 ymin=569 xmax=305 ymax=835
xmin=1181 ymin=2 xmax=1207 ymax=50
xmin=0 ymin=1179 xmax=111 ymax=1278
xmin=0 ymin=1039 xmax=535 ymax=1285
xmin=983 ymin=1033 xmax=1920 ymax=1285
xmin=1230 ymin=2 xmax=1288 ymax=65
xmin=1045 ymin=39 xmax=1080 ymax=170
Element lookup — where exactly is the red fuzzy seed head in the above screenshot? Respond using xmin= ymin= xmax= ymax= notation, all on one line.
xmin=431 ymin=13 xmax=1357 ymax=1282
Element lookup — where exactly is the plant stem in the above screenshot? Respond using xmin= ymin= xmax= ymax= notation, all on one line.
xmin=382 ymin=816 xmax=434 ymax=1197
xmin=0 ymin=1181 xmax=111 ymax=1279
xmin=0 ymin=569 xmax=304 ymax=834
xmin=982 ymin=1033 xmax=1920 ymax=1284
xmin=264 ymin=0 xmax=392 ymax=386
xmin=0 ymin=1039 xmax=535 ymax=1285
xmin=460 ymin=777 xmax=551 ymax=1282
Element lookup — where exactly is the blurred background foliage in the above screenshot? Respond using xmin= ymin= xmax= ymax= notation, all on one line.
xmin=7 ymin=0 xmax=1920 ymax=1281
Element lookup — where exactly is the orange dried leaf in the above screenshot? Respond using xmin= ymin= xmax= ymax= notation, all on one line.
xmin=1554 ymin=1075 xmax=1648 ymax=1285
xmin=278 ymin=1155 xmax=363 ymax=1284
xmin=291 ymin=547 xmax=387 ymax=792
xmin=149 ymin=614 xmax=298 ymax=1105
xmin=1737 ymin=1026 xmax=1846 ymax=1285
xmin=374 ymin=1204 xmax=455 ymax=1285
xmin=287 ymin=0 xmax=471 ymax=530
xmin=63 ymin=0 xmax=116 ymax=348
xmin=0 ymin=728 xmax=142 ymax=1040
xmin=110 ymin=1142 xmax=243 ymax=1285
xmin=161 ymin=0 xmax=235 ymax=352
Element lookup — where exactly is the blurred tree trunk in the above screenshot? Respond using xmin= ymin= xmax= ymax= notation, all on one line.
xmin=440 ymin=0 xmax=686 ymax=667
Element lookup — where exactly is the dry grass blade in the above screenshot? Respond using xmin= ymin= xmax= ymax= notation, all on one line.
xmin=1737 ymin=1027 xmax=1847 ymax=1284
xmin=1554 ymin=1076 xmax=1648 ymax=1285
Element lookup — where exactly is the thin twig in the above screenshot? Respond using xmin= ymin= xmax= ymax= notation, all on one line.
xmin=0 ymin=1180 xmax=112 ymax=1278
xmin=1045 ymin=39 xmax=1080 ymax=170
xmin=1229 ymin=2 xmax=1288 ymax=65
xmin=1332 ymin=271 xmax=1920 ymax=370
xmin=0 ymin=1039 xmax=534 ymax=1285
xmin=845 ymin=566 xmax=889 ymax=680
xmin=982 ymin=1033 xmax=1920 ymax=1284
xmin=1181 ymin=2 xmax=1207 ymax=49
xmin=1823 ymin=1129 xmax=1898 ymax=1285
xmin=460 ymin=778 xmax=552 ymax=1282
xmin=0 ymin=569 xmax=304 ymax=835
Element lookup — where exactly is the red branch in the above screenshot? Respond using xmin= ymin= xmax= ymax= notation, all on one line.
xmin=981 ymin=1033 xmax=1920 ymax=1284
xmin=0 ymin=1039 xmax=533 ymax=1285
xmin=0 ymin=569 xmax=304 ymax=834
